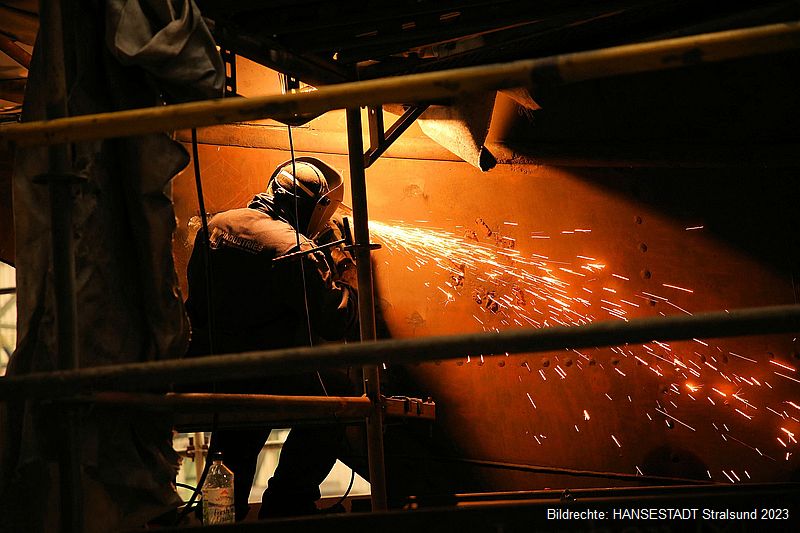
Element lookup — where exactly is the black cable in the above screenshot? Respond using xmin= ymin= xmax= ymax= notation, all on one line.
xmin=190 ymin=128 xmax=216 ymax=357
xmin=282 ymin=77 xmax=350 ymax=511
xmin=326 ymin=466 xmax=356 ymax=511
xmin=284 ymin=115 xmax=355 ymax=510
xmin=177 ymin=482 xmax=198 ymax=493
xmin=175 ymin=129 xmax=219 ymax=525
xmin=287 ymin=125 xmax=315 ymax=351
xmin=320 ymin=393 xmax=359 ymax=512
xmin=286 ymin=123 xmax=329 ymax=397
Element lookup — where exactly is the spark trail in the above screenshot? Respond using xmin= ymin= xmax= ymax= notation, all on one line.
xmin=368 ymin=219 xmax=799 ymax=481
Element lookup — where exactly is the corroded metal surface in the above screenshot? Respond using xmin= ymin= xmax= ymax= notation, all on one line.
xmin=167 ymin=44 xmax=800 ymax=496
xmin=171 ymin=142 xmax=800 ymax=493
xmin=364 ymin=159 xmax=800 ymax=489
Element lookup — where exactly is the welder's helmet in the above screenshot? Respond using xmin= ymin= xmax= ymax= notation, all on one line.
xmin=266 ymin=157 xmax=344 ymax=237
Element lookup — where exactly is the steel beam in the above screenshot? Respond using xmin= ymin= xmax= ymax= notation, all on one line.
xmin=364 ymin=104 xmax=430 ymax=168
xmin=178 ymin=126 xmax=800 ymax=168
xmin=215 ymin=23 xmax=350 ymax=86
xmin=3 ymin=22 xmax=800 ymax=149
xmin=0 ymin=34 xmax=32 ymax=69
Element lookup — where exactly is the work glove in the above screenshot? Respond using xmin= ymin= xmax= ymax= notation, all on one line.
xmin=316 ymin=213 xmax=357 ymax=286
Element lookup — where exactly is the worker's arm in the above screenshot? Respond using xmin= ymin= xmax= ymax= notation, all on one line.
xmin=274 ymin=246 xmax=359 ymax=342
xmin=314 ymin=214 xmax=357 ymax=288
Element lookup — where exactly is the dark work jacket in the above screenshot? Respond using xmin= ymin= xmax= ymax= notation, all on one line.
xmin=185 ymin=208 xmax=358 ymax=357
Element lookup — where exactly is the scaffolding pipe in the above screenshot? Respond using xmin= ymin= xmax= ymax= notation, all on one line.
xmin=61 ymin=392 xmax=373 ymax=417
xmin=346 ymin=107 xmax=388 ymax=511
xmin=36 ymin=0 xmax=82 ymax=531
xmin=1 ymin=21 xmax=799 ymax=149
xmin=1 ymin=304 xmax=799 ymax=399
xmin=40 ymin=5 xmax=79 ymax=376
xmin=403 ymin=457 xmax=713 ymax=487
xmin=444 ymin=483 xmax=800 ymax=505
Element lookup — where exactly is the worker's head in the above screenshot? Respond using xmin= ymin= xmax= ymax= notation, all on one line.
xmin=266 ymin=157 xmax=344 ymax=237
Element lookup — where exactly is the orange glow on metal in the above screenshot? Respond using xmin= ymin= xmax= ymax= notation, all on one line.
xmin=366 ymin=218 xmax=800 ymax=472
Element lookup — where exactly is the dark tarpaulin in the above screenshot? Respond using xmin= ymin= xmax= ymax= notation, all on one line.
xmin=0 ymin=1 xmax=223 ymax=531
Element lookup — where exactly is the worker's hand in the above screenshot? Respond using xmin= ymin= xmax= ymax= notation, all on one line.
xmin=331 ymin=245 xmax=357 ymax=285
xmin=316 ymin=213 xmax=357 ymax=285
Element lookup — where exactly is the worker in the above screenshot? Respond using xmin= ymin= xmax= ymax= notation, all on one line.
xmin=184 ymin=156 xmax=359 ymax=520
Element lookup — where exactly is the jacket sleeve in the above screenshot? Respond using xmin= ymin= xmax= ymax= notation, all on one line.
xmin=274 ymin=249 xmax=359 ymax=342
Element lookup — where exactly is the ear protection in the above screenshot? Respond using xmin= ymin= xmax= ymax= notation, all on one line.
xmin=267 ymin=157 xmax=344 ymax=237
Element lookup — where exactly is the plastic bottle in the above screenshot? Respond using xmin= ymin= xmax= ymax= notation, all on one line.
xmin=202 ymin=451 xmax=235 ymax=525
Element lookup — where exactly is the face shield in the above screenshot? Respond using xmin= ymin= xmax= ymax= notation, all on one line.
xmin=267 ymin=157 xmax=344 ymax=238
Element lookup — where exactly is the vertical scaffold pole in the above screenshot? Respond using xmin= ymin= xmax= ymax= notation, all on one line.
xmin=38 ymin=1 xmax=82 ymax=531
xmin=346 ymin=107 xmax=388 ymax=511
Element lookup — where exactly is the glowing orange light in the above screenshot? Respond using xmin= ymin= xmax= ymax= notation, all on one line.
xmin=769 ymin=360 xmax=797 ymax=372
xmin=685 ymin=382 xmax=702 ymax=393
xmin=662 ymin=283 xmax=694 ymax=293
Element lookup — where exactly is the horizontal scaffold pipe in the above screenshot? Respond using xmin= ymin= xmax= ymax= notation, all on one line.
xmin=1 ymin=21 xmax=799 ymax=149
xmin=62 ymin=392 xmax=373 ymax=416
xmin=1 ymin=304 xmax=799 ymax=400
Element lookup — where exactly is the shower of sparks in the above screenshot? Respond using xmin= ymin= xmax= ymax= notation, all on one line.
xmin=527 ymin=392 xmax=537 ymax=409
xmin=770 ymin=360 xmax=797 ymax=372
xmin=655 ymin=407 xmax=697 ymax=432
xmin=662 ymin=283 xmax=694 ymax=293
xmin=367 ymin=219 xmax=799 ymax=468
xmin=686 ymin=382 xmax=701 ymax=393
xmin=775 ymin=372 xmax=800 ymax=384
xmin=730 ymin=352 xmax=759 ymax=363
xmin=641 ymin=291 xmax=668 ymax=301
